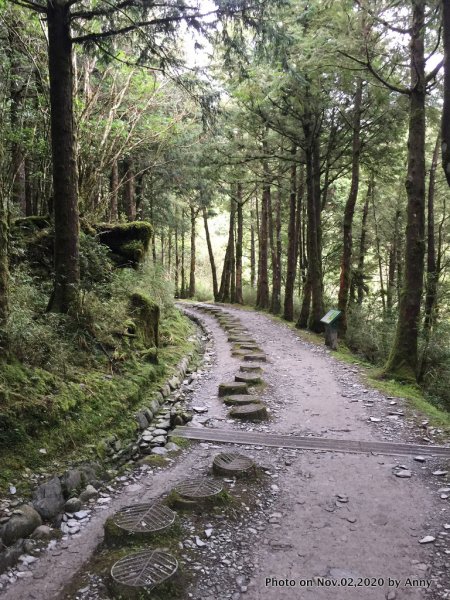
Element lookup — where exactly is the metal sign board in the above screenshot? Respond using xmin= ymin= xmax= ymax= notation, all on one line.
xmin=320 ymin=309 xmax=341 ymax=325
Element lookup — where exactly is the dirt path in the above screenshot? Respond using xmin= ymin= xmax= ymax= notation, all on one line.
xmin=1 ymin=303 xmax=449 ymax=600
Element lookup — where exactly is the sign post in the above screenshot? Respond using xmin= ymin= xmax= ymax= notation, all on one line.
xmin=320 ymin=309 xmax=342 ymax=350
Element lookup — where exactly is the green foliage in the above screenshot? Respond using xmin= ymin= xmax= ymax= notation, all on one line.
xmin=421 ymin=323 xmax=450 ymax=412
xmin=96 ymin=222 xmax=153 ymax=268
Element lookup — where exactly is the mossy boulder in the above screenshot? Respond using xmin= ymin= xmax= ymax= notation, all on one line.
xmin=96 ymin=222 xmax=153 ymax=268
xmin=129 ymin=293 xmax=160 ymax=348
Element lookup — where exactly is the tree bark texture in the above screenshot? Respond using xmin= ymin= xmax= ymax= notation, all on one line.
xmin=47 ymin=1 xmax=80 ymax=313
xmin=283 ymin=149 xmax=298 ymax=321
xmin=337 ymin=78 xmax=363 ymax=335
xmin=203 ymin=206 xmax=219 ymax=300
xmin=385 ymin=0 xmax=426 ymax=379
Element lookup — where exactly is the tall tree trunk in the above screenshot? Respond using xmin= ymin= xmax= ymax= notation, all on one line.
xmin=283 ymin=148 xmax=298 ymax=320
xmin=270 ymin=185 xmax=282 ymax=314
xmin=385 ymin=0 xmax=426 ymax=379
xmin=304 ymin=123 xmax=324 ymax=332
xmin=423 ymin=133 xmax=440 ymax=333
xmin=150 ymin=196 xmax=157 ymax=262
xmin=8 ymin=19 xmax=26 ymax=215
xmin=442 ymin=0 xmax=450 ymax=186
xmin=175 ymin=222 xmax=179 ymax=298
xmin=297 ymin=273 xmax=312 ymax=328
xmin=295 ymin=163 xmax=305 ymax=297
xmin=235 ymin=184 xmax=244 ymax=304
xmin=219 ymin=197 xmax=235 ymax=303
xmin=372 ymin=188 xmax=386 ymax=314
xmin=188 ymin=205 xmax=196 ymax=298
xmin=0 ymin=195 xmax=9 ymax=340
xmin=109 ymin=160 xmax=119 ymax=221
xmin=256 ymin=166 xmax=270 ymax=310
xmin=181 ymin=210 xmax=186 ymax=298
xmin=356 ymin=179 xmax=371 ymax=304
xmin=250 ymin=199 xmax=256 ymax=289
xmin=25 ymin=158 xmax=34 ymax=216
xmin=203 ymin=206 xmax=219 ymax=300
xmin=337 ymin=78 xmax=363 ymax=335
xmin=46 ymin=2 xmax=80 ymax=313
xmin=122 ymin=157 xmax=136 ymax=221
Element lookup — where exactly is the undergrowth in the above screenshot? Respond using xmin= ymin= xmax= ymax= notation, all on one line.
xmin=0 ymin=255 xmax=196 ymax=494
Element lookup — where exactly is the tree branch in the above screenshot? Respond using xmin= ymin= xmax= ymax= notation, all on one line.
xmin=8 ymin=0 xmax=47 ymax=13
xmin=339 ymin=50 xmax=410 ymax=95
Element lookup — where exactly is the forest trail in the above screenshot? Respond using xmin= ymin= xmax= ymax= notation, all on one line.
xmin=1 ymin=303 xmax=449 ymax=600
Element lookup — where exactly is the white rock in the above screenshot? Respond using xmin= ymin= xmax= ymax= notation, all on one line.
xmin=205 ymin=529 xmax=213 ymax=538
xmin=395 ymin=470 xmax=412 ymax=478
xmin=369 ymin=417 xmax=381 ymax=423
xmin=433 ymin=470 xmax=448 ymax=477
xmin=195 ymin=536 xmax=206 ymax=547
xmin=419 ymin=536 xmax=435 ymax=544
xmin=413 ymin=456 xmax=426 ymax=463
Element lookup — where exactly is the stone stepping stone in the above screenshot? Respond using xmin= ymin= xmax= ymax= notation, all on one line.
xmin=228 ymin=336 xmax=255 ymax=343
xmin=229 ymin=403 xmax=268 ymax=421
xmin=218 ymin=382 xmax=248 ymax=396
xmin=243 ymin=353 xmax=266 ymax=362
xmin=239 ymin=365 xmax=263 ymax=373
xmin=235 ymin=373 xmax=263 ymax=384
xmin=231 ymin=349 xmax=247 ymax=357
xmin=223 ymin=395 xmax=261 ymax=406
xmin=109 ymin=550 xmax=178 ymax=598
xmin=239 ymin=344 xmax=261 ymax=351
xmin=104 ymin=503 xmax=175 ymax=546
xmin=213 ymin=453 xmax=256 ymax=478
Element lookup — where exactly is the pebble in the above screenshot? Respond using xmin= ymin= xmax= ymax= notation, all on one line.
xmin=394 ymin=469 xmax=412 ymax=478
xmin=433 ymin=471 xmax=448 ymax=477
xmin=414 ymin=456 xmax=426 ymax=463
xmin=419 ymin=536 xmax=436 ymax=544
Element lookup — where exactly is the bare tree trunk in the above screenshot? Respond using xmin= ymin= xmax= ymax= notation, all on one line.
xmin=295 ymin=163 xmax=305 ymax=297
xmin=8 ymin=19 xmax=26 ymax=215
xmin=442 ymin=0 xmax=450 ymax=186
xmin=175 ymin=221 xmax=179 ymax=298
xmin=181 ymin=210 xmax=186 ymax=298
xmin=385 ymin=0 xmax=426 ymax=379
xmin=46 ymin=1 xmax=80 ymax=313
xmin=188 ymin=205 xmax=196 ymax=298
xmin=219 ymin=197 xmax=235 ymax=303
xmin=270 ymin=185 xmax=282 ymax=314
xmin=256 ymin=167 xmax=270 ymax=310
xmin=122 ymin=157 xmax=136 ymax=221
xmin=337 ymin=78 xmax=363 ymax=335
xmin=109 ymin=160 xmax=119 ymax=221
xmin=303 ymin=122 xmax=324 ymax=332
xmin=423 ymin=133 xmax=440 ymax=333
xmin=250 ymin=199 xmax=256 ymax=289
xmin=283 ymin=148 xmax=298 ymax=320
xmin=203 ymin=206 xmax=219 ymax=300
xmin=0 ymin=195 xmax=9 ymax=340
xmin=356 ymin=179 xmax=371 ymax=304
xmin=372 ymin=188 xmax=386 ymax=314
xmin=235 ymin=183 xmax=244 ymax=304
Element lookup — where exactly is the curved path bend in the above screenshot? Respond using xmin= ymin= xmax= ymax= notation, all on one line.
xmin=1 ymin=302 xmax=448 ymax=600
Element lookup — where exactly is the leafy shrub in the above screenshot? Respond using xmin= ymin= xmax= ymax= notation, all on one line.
xmin=345 ymin=304 xmax=396 ymax=364
xmin=420 ymin=323 xmax=450 ymax=411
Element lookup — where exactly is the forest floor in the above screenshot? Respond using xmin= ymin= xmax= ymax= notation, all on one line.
xmin=1 ymin=303 xmax=450 ymax=600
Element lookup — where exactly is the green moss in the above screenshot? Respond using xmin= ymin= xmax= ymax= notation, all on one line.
xmin=168 ymin=436 xmax=191 ymax=449
xmin=129 ymin=293 xmax=160 ymax=348
xmin=0 ymin=309 xmax=196 ymax=495
xmin=96 ymin=222 xmax=153 ymax=268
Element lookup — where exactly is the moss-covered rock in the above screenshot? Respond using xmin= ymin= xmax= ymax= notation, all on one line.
xmin=129 ymin=293 xmax=160 ymax=348
xmin=96 ymin=222 xmax=153 ymax=268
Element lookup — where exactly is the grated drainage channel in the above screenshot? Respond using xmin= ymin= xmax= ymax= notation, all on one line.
xmin=171 ymin=427 xmax=450 ymax=458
